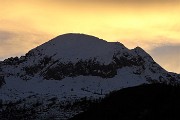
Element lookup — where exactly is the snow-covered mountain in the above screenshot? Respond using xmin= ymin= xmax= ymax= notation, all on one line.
xmin=1 ymin=33 xmax=180 ymax=119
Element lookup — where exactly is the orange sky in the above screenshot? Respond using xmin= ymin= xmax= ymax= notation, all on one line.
xmin=0 ymin=0 xmax=180 ymax=73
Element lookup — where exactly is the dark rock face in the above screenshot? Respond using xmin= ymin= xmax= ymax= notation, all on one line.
xmin=43 ymin=59 xmax=118 ymax=80
xmin=0 ymin=67 xmax=5 ymax=87
xmin=0 ymin=76 xmax=5 ymax=87
xmin=2 ymin=57 xmax=25 ymax=66
xmin=21 ymin=52 xmax=145 ymax=80
xmin=0 ymin=47 xmax=146 ymax=81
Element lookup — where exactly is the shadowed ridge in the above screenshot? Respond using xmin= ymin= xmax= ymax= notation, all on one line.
xmin=70 ymin=83 xmax=180 ymax=120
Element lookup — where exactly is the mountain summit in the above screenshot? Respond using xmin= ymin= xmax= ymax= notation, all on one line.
xmin=1 ymin=33 xmax=180 ymax=119
xmin=27 ymin=33 xmax=127 ymax=64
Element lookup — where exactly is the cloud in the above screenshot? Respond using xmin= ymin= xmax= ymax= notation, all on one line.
xmin=0 ymin=30 xmax=52 ymax=60
xmin=0 ymin=31 xmax=16 ymax=41
xmin=50 ymin=0 xmax=179 ymax=3
xmin=150 ymin=45 xmax=180 ymax=73
xmin=48 ymin=0 xmax=180 ymax=6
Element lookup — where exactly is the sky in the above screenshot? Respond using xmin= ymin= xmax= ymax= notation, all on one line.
xmin=0 ymin=0 xmax=180 ymax=73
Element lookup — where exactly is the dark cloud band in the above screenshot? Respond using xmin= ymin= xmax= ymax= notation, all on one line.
xmin=150 ymin=44 xmax=180 ymax=73
xmin=0 ymin=30 xmax=16 ymax=41
xmin=55 ymin=0 xmax=180 ymax=4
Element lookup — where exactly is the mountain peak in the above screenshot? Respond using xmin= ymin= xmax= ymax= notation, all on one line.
xmin=53 ymin=33 xmax=106 ymax=43
xmin=27 ymin=33 xmax=127 ymax=64
xmin=48 ymin=33 xmax=109 ymax=49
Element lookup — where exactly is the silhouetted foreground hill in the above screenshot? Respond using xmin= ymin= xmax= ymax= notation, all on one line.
xmin=70 ymin=83 xmax=180 ymax=120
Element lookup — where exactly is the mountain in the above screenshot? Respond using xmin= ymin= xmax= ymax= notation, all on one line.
xmin=70 ymin=83 xmax=180 ymax=120
xmin=1 ymin=33 xmax=180 ymax=119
